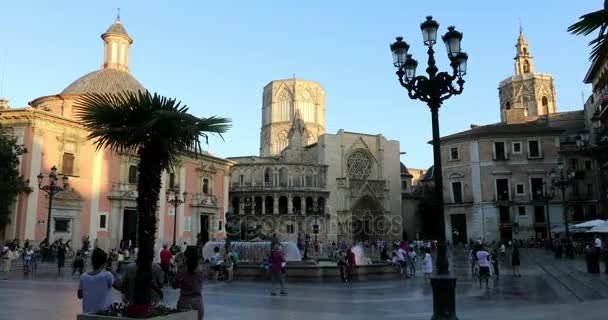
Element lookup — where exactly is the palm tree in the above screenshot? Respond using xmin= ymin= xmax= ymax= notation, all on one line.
xmin=568 ymin=1 xmax=608 ymax=61
xmin=75 ymin=90 xmax=230 ymax=310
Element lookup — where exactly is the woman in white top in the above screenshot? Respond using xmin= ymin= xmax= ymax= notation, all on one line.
xmin=422 ymin=249 xmax=433 ymax=281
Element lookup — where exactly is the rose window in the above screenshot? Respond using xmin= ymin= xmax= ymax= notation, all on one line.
xmin=347 ymin=151 xmax=372 ymax=180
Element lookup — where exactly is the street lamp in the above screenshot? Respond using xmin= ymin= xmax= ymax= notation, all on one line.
xmin=550 ymin=159 xmax=576 ymax=259
xmin=390 ymin=16 xmax=467 ymax=320
xmin=166 ymin=185 xmax=188 ymax=247
xmin=536 ymin=182 xmax=555 ymax=242
xmin=37 ymin=166 xmax=69 ymax=244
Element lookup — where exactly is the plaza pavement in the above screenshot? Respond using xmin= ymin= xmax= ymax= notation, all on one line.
xmin=1 ymin=248 xmax=607 ymax=320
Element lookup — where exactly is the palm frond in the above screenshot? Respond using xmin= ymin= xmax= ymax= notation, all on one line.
xmin=74 ymin=90 xmax=232 ymax=169
xmin=568 ymin=9 xmax=606 ymax=35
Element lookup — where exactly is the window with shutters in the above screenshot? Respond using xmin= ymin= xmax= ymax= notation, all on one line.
xmin=62 ymin=153 xmax=75 ymax=176
xmin=128 ymin=165 xmax=138 ymax=184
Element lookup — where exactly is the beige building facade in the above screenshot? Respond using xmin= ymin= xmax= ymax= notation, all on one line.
xmin=440 ymin=32 xmax=597 ymax=243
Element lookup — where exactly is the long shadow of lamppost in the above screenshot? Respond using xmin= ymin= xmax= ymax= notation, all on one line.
xmin=390 ymin=16 xmax=468 ymax=320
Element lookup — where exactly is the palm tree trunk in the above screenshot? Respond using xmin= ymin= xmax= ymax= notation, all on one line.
xmin=133 ymin=146 xmax=163 ymax=305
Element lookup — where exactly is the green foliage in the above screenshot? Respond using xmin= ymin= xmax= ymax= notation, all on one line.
xmin=568 ymin=4 xmax=608 ymax=61
xmin=0 ymin=125 xmax=29 ymax=226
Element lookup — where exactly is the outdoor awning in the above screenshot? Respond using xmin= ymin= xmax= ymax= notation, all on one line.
xmin=551 ymin=225 xmax=586 ymax=234
xmin=587 ymin=221 xmax=608 ymax=233
xmin=573 ymin=219 xmax=606 ymax=229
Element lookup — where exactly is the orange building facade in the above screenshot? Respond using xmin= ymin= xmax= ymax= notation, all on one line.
xmin=0 ymin=19 xmax=233 ymax=250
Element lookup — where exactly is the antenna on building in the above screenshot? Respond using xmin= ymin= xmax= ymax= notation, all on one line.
xmin=518 ymin=17 xmax=523 ymax=33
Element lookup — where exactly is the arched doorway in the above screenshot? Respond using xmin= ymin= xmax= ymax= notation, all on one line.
xmin=279 ymin=196 xmax=288 ymax=214
xmin=351 ymin=195 xmax=386 ymax=242
xmin=265 ymin=196 xmax=273 ymax=214
xmin=254 ymin=197 xmax=263 ymax=214
xmin=293 ymin=196 xmax=301 ymax=214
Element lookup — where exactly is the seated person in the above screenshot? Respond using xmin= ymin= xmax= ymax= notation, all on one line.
xmin=73 ymin=252 xmax=85 ymax=276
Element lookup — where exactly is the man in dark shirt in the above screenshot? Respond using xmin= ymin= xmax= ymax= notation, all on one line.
xmin=56 ymin=240 xmax=66 ymax=275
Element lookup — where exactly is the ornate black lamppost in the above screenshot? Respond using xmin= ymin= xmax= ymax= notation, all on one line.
xmin=536 ymin=182 xmax=555 ymax=243
xmin=37 ymin=166 xmax=69 ymax=244
xmin=166 ymin=185 xmax=188 ymax=247
xmin=550 ymin=159 xmax=576 ymax=259
xmin=390 ymin=16 xmax=467 ymax=320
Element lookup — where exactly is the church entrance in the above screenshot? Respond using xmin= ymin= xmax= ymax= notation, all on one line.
xmin=351 ymin=196 xmax=386 ymax=242
xmin=122 ymin=209 xmax=138 ymax=249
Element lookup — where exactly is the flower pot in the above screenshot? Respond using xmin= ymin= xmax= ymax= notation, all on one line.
xmin=77 ymin=310 xmax=197 ymax=320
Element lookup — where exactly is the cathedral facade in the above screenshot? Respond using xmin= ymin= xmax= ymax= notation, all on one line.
xmin=229 ymin=80 xmax=402 ymax=243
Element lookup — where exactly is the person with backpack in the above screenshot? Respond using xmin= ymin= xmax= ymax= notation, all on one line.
xmin=210 ymin=246 xmax=223 ymax=281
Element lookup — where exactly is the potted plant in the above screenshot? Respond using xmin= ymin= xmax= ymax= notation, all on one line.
xmin=76 ymin=91 xmax=230 ymax=318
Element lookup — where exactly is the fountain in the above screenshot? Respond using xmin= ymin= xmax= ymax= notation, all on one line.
xmin=202 ymin=240 xmax=302 ymax=262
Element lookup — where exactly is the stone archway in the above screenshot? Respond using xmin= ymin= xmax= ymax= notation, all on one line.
xmin=351 ymin=195 xmax=386 ymax=242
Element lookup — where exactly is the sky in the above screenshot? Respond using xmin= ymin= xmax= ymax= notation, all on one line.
xmin=0 ymin=0 xmax=601 ymax=169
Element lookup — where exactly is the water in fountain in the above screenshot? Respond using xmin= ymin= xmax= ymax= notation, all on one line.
xmin=351 ymin=243 xmax=373 ymax=265
xmin=202 ymin=241 xmax=302 ymax=262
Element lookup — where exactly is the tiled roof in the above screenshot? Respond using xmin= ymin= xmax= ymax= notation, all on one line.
xmin=440 ymin=111 xmax=584 ymax=142
xmin=105 ymin=21 xmax=129 ymax=37
xmin=61 ymin=69 xmax=145 ymax=95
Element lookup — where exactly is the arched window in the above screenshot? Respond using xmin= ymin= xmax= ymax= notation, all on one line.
xmin=119 ymin=44 xmax=126 ymax=64
xmin=278 ymin=90 xmax=291 ymax=121
xmin=277 ymin=130 xmax=289 ymax=153
xmin=111 ymin=41 xmax=118 ymax=64
xmin=128 ymin=165 xmax=138 ymax=184
xmin=523 ymin=47 xmax=528 ymax=55
xmin=505 ymin=101 xmax=511 ymax=110
xmin=265 ymin=196 xmax=274 ymax=214
xmin=299 ymin=91 xmax=315 ymax=123
xmin=264 ymin=168 xmax=272 ymax=185
xmin=523 ymin=60 xmax=530 ymax=73
xmin=279 ymin=167 xmax=289 ymax=187
xmin=202 ymin=178 xmax=209 ymax=194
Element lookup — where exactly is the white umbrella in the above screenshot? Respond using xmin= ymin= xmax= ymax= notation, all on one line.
xmin=573 ymin=219 xmax=606 ymax=229
xmin=587 ymin=221 xmax=608 ymax=233
xmin=551 ymin=224 xmax=576 ymax=233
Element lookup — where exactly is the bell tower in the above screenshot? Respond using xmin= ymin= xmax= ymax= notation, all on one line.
xmin=514 ymin=30 xmax=534 ymax=75
xmin=498 ymin=30 xmax=557 ymax=122
xmin=101 ymin=14 xmax=133 ymax=73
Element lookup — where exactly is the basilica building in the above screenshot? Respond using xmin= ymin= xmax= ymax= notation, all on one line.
xmin=228 ymin=79 xmax=402 ymax=243
xmin=0 ymin=19 xmax=232 ymax=249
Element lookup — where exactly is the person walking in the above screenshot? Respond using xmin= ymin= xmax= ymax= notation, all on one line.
xmin=422 ymin=248 xmax=433 ymax=281
xmin=224 ymin=249 xmax=234 ymax=283
xmin=2 ymin=246 xmax=16 ymax=280
xmin=160 ymin=244 xmax=173 ymax=285
xmin=56 ymin=240 xmax=66 ymax=276
xmin=511 ymin=246 xmax=521 ymax=277
xmin=78 ymin=248 xmax=121 ymax=314
xmin=476 ymin=246 xmax=491 ymax=288
xmin=594 ymin=236 xmax=602 ymax=257
xmin=173 ymin=246 xmax=206 ymax=320
xmin=407 ymin=247 xmax=417 ymax=277
xmin=491 ymin=250 xmax=500 ymax=278
xmin=269 ymin=245 xmax=287 ymax=296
